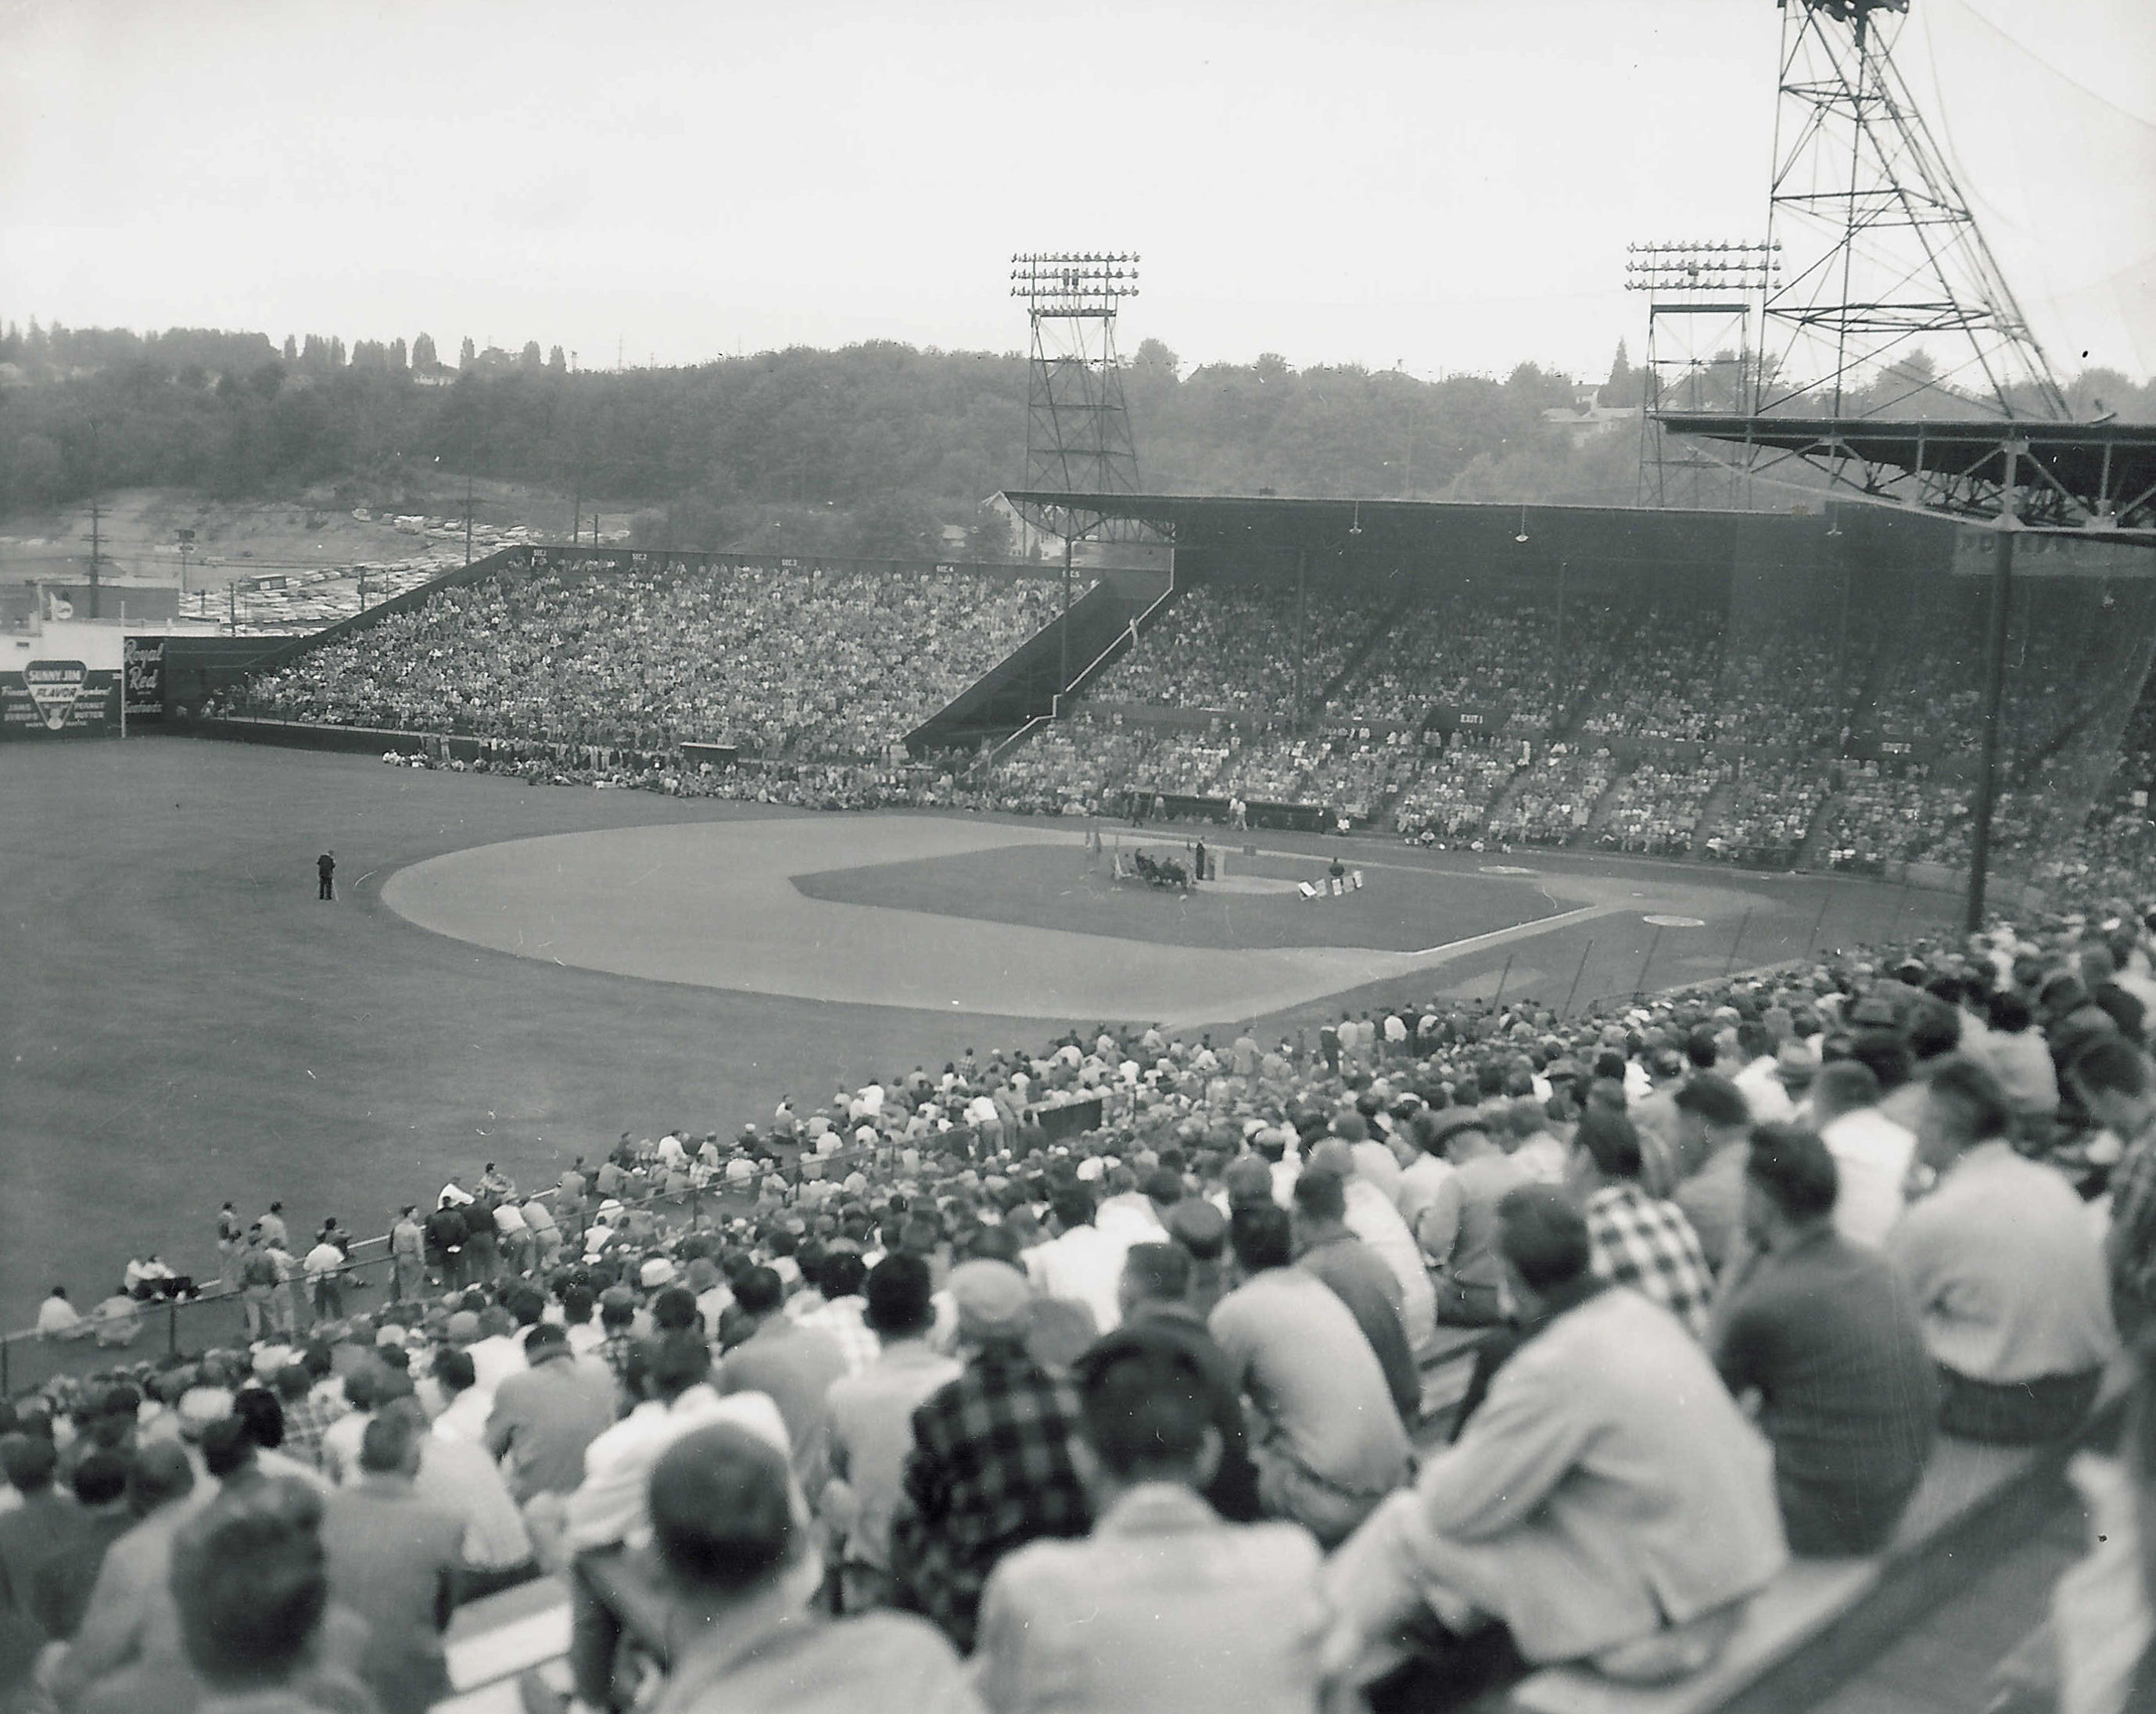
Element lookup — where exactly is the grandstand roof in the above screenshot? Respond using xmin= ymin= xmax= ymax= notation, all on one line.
xmin=1001 ymin=491 xmax=1704 ymax=555
xmin=1654 ymin=413 xmax=2156 ymax=536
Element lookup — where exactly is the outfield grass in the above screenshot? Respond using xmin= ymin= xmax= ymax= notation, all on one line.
xmin=0 ymin=740 xmax=1053 ymax=1329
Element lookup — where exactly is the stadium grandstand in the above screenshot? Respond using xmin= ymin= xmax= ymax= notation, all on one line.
xmin=8 ymin=486 xmax=2154 ymax=1714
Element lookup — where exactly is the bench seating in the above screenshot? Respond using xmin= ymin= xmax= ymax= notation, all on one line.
xmin=424 ymin=1325 xmax=1502 ymax=1709
xmin=433 ymin=1574 xmax=575 ymax=1713
xmin=1504 ymin=1372 xmax=2129 ymax=1714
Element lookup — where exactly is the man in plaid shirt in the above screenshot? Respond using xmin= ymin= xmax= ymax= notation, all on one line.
xmin=271 ymin=1361 xmax=345 ymax=1469
xmin=891 ymin=1260 xmax=1089 ymax=1651
xmin=796 ymin=1252 xmax=882 ymax=1377
xmin=1570 ymin=1106 xmax=1715 ymax=1339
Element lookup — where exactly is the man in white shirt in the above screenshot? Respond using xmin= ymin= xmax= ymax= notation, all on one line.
xmin=429 ymin=1348 xmax=495 ymax=1445
xmin=1023 ymin=1185 xmax=1128 ymax=1336
xmin=1811 ymin=1061 xmax=1916 ymax=1248
xmin=551 ymin=1332 xmax=796 ymax=1712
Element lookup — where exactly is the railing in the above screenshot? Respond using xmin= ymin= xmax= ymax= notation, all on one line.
xmin=2 ymin=1091 xmax=1117 ymax=1399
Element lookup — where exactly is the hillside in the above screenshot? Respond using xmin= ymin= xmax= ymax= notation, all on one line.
xmin=3 ymin=319 xmax=2148 ymax=561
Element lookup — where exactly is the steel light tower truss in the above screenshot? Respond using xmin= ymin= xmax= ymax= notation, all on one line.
xmin=1626 ymin=242 xmax=1778 ymax=507
xmin=1755 ymin=0 xmax=2068 ymax=422
xmin=1011 ymin=254 xmax=1143 ymax=532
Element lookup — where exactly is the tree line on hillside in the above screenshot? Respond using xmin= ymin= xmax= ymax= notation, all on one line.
xmin=2 ymin=317 xmax=2148 ymax=558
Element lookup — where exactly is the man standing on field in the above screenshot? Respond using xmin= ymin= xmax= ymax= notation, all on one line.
xmin=317 ymin=849 xmax=335 ymax=900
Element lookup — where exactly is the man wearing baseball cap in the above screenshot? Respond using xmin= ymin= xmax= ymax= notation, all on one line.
xmin=888 ymin=1261 xmax=1089 ymax=1651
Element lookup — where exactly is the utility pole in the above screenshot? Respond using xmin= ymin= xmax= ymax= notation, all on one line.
xmin=84 ymin=419 xmax=103 ymax=619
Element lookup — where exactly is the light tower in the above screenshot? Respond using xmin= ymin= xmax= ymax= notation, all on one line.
xmin=1011 ymin=253 xmax=1143 ymax=505
xmin=1624 ymin=241 xmax=1778 ymax=507
xmin=1753 ymin=0 xmax=2068 ymax=421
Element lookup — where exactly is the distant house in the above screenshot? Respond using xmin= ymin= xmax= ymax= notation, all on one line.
xmin=1541 ymin=383 xmax=1639 ymax=441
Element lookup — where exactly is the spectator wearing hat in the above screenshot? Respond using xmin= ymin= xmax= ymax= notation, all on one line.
xmin=1164 ymin=1198 xmax=1231 ymax=1319
xmin=1323 ymin=1187 xmax=1784 ymax=1688
xmin=1417 ymin=1110 xmax=1531 ymax=1328
xmin=1670 ymin=1075 xmax=1756 ymax=1276
xmin=1889 ymin=1056 xmax=2117 ymax=1443
xmin=818 ymin=1255 xmax=963 ymax=1615
xmin=718 ymin=1268 xmax=851 ymax=1486
xmin=1567 ymin=1107 xmax=1717 ymax=1340
xmin=1810 ymin=1062 xmax=1916 ymax=1248
xmin=2070 ymin=1038 xmax=2156 ymax=1340
xmin=1210 ymin=1206 xmax=1412 ymax=1549
xmin=1290 ymin=1172 xmax=1420 ymax=1428
xmin=1709 ymin=1126 xmax=1935 ymax=1556
xmin=624 ymin=1425 xmax=978 ymax=1714
xmin=891 ymin=1260 xmax=1090 ymax=1651
xmin=974 ymin=1325 xmax=1328 ymax=1714
xmin=485 ymin=1323 xmax=616 ymax=1504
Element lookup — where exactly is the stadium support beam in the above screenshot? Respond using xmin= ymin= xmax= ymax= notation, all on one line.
xmin=1964 ymin=443 xmax=2020 ymax=934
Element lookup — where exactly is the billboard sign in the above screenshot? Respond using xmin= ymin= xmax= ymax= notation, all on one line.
xmin=124 ymin=636 xmax=165 ymax=718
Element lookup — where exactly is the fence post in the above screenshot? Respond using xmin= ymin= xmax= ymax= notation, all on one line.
xmin=1562 ymin=938 xmax=1595 ymax=1017
xmin=1635 ymin=923 xmax=1664 ymax=999
xmin=1491 ymin=953 xmax=1514 ymax=1010
xmin=1804 ymin=891 xmax=1831 ymax=956
xmin=168 ymin=1302 xmax=179 ymax=1358
xmin=1723 ymin=909 xmax=1752 ymax=977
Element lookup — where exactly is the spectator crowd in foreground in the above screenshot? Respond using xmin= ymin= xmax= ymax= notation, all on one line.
xmin=6 ymin=902 xmax=2156 ymax=1712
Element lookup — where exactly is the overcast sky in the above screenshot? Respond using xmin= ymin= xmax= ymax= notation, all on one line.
xmin=2 ymin=0 xmax=2151 ymax=383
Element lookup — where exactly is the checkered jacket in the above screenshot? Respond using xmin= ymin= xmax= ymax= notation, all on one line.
xmin=277 ymin=1391 xmax=347 ymax=1470
xmin=1584 ymin=1183 xmax=1716 ymax=1339
xmin=891 ymin=1343 xmax=1090 ymax=1651
xmin=797 ymin=1296 xmax=883 ymax=1378
xmin=2108 ymin=1132 xmax=2156 ymax=1339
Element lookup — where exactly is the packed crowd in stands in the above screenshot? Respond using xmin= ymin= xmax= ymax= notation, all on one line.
xmin=1575 ymin=606 xmax=1724 ymax=745
xmin=217 ymin=552 xmax=2156 ymax=895
xmin=13 ymin=895 xmax=2156 ymax=1712
xmin=1702 ymin=760 xmax=1830 ymax=870
xmin=1488 ymin=744 xmax=1618 ymax=848
xmin=224 ymin=560 xmax=1074 ymax=757
xmin=1393 ymin=743 xmax=1519 ymax=841
xmin=1819 ymin=765 xmax=1975 ymax=874
xmin=1329 ymin=583 xmax=1609 ymax=733
xmin=1596 ymin=760 xmax=1724 ymax=858
xmin=1713 ymin=615 xmax=1859 ymax=752
xmin=1087 ymin=582 xmax=1377 ymax=719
